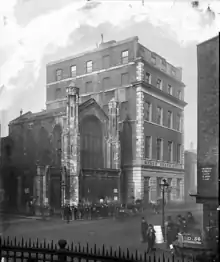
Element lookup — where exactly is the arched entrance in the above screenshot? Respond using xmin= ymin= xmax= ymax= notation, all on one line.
xmin=80 ymin=115 xmax=104 ymax=169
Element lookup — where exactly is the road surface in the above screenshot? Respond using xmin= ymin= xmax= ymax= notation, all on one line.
xmin=2 ymin=209 xmax=202 ymax=255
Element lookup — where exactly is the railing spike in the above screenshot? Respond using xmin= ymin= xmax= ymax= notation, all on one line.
xmin=86 ymin=242 xmax=89 ymax=253
xmin=51 ymin=240 xmax=54 ymax=249
xmin=70 ymin=242 xmax=74 ymax=251
xmin=126 ymin=248 xmax=130 ymax=259
xmin=102 ymin=244 xmax=105 ymax=255
xmin=118 ymin=246 xmax=121 ymax=258
xmin=94 ymin=244 xmax=97 ymax=254
xmin=135 ymin=250 xmax=138 ymax=260
xmin=110 ymin=246 xmax=113 ymax=256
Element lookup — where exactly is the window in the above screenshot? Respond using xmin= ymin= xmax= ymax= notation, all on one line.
xmin=144 ymin=102 xmax=151 ymax=121
xmin=86 ymin=60 xmax=93 ymax=73
xmin=85 ymin=81 xmax=93 ymax=93
xmin=102 ymin=55 xmax=110 ymax=69
xmin=168 ymin=141 xmax=173 ymax=162
xmin=176 ymin=114 xmax=181 ymax=131
xmin=70 ymin=65 xmax=76 ymax=77
xmin=70 ymin=106 xmax=74 ymax=117
xmin=167 ymin=84 xmax=172 ymax=95
xmin=121 ymin=50 xmax=128 ymax=64
xmin=156 ymin=106 xmax=162 ymax=125
xmin=145 ymin=136 xmax=152 ymax=159
xmin=56 ymin=69 xmax=62 ymax=81
xmin=177 ymin=90 xmax=182 ymax=100
xmin=145 ymin=72 xmax=151 ymax=84
xmin=177 ymin=144 xmax=181 ymax=163
xmin=55 ymin=88 xmax=61 ymax=99
xmin=121 ymin=73 xmax=129 ymax=86
xmin=104 ymin=90 xmax=115 ymax=103
xmin=103 ymin=77 xmax=110 ymax=90
xmin=167 ymin=111 xmax=172 ymax=128
xmin=151 ymin=53 xmax=156 ymax=65
xmin=156 ymin=138 xmax=162 ymax=160
xmin=161 ymin=58 xmax=166 ymax=71
xmin=156 ymin=78 xmax=162 ymax=89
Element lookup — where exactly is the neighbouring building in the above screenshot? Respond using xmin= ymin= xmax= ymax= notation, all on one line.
xmin=1 ymin=36 xmax=187 ymax=212
xmin=196 ymin=35 xmax=219 ymax=234
xmin=184 ymin=143 xmax=197 ymax=204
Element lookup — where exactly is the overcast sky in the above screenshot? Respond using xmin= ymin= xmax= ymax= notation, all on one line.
xmin=0 ymin=0 xmax=220 ymax=149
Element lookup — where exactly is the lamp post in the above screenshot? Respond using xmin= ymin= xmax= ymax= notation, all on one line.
xmin=159 ymin=178 xmax=169 ymax=241
xmin=61 ymin=181 xmax=66 ymax=207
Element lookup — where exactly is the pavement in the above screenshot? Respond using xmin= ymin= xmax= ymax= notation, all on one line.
xmin=1 ymin=207 xmax=202 ymax=256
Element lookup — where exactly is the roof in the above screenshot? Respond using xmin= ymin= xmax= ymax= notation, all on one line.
xmin=197 ymin=34 xmax=219 ymax=46
xmin=9 ymin=98 xmax=108 ymax=125
xmin=46 ymin=36 xmax=138 ymax=66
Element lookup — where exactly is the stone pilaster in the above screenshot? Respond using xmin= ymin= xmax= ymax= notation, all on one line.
xmin=64 ymin=81 xmax=80 ymax=206
xmin=149 ymin=177 xmax=157 ymax=202
xmin=180 ymin=178 xmax=184 ymax=201
xmin=170 ymin=178 xmax=177 ymax=201
xmin=181 ymin=111 xmax=185 ymax=166
xmin=136 ymin=85 xmax=144 ymax=160
xmin=108 ymin=98 xmax=120 ymax=169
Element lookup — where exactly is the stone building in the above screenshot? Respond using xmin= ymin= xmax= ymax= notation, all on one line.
xmin=1 ymin=36 xmax=187 ymax=211
xmin=196 ymin=35 xmax=219 ymax=233
xmin=184 ymin=144 xmax=197 ymax=204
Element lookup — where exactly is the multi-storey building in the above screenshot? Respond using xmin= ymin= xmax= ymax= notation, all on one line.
xmin=2 ymin=36 xmax=187 ymax=211
xmin=196 ymin=35 xmax=219 ymax=234
xmin=184 ymin=144 xmax=197 ymax=204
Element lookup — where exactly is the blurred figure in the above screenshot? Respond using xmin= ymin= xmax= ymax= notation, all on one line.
xmin=165 ymin=216 xmax=174 ymax=249
xmin=186 ymin=211 xmax=195 ymax=227
xmin=141 ymin=217 xmax=148 ymax=243
xmin=146 ymin=224 xmax=156 ymax=253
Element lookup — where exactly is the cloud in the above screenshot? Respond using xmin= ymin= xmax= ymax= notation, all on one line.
xmin=0 ymin=0 xmax=219 ymax=111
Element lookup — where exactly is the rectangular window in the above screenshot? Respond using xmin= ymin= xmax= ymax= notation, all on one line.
xmin=56 ymin=69 xmax=62 ymax=81
xmin=168 ymin=141 xmax=173 ymax=162
xmin=167 ymin=84 xmax=172 ymax=95
xmin=151 ymin=53 xmax=156 ymax=65
xmin=145 ymin=72 xmax=151 ymax=84
xmin=167 ymin=111 xmax=172 ymax=128
xmin=70 ymin=65 xmax=76 ymax=77
xmin=55 ymin=88 xmax=61 ymax=99
xmin=70 ymin=106 xmax=74 ymax=117
xmin=121 ymin=50 xmax=128 ymax=64
xmin=85 ymin=81 xmax=93 ymax=93
xmin=156 ymin=138 xmax=162 ymax=161
xmin=177 ymin=144 xmax=181 ymax=163
xmin=121 ymin=73 xmax=129 ymax=86
xmin=102 ymin=55 xmax=110 ymax=69
xmin=177 ymin=90 xmax=182 ymax=100
xmin=86 ymin=60 xmax=93 ymax=73
xmin=176 ymin=114 xmax=181 ymax=131
xmin=102 ymin=77 xmax=110 ymax=90
xmin=156 ymin=78 xmax=162 ymax=89
xmin=161 ymin=58 xmax=166 ymax=70
xmin=104 ymin=90 xmax=115 ymax=103
xmin=156 ymin=106 xmax=162 ymax=125
xmin=145 ymin=136 xmax=152 ymax=159
xmin=144 ymin=102 xmax=151 ymax=121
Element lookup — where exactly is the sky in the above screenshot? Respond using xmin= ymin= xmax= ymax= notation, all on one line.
xmin=0 ymin=0 xmax=220 ymax=149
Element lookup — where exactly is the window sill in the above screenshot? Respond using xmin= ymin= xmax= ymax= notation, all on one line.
xmin=144 ymin=120 xmax=182 ymax=134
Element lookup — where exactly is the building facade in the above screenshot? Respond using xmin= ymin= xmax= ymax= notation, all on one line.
xmin=1 ymin=36 xmax=187 ymax=211
xmin=184 ymin=147 xmax=197 ymax=204
xmin=196 ymin=35 xmax=219 ymax=233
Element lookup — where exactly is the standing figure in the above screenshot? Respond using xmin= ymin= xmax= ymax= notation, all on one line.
xmin=141 ymin=217 xmax=148 ymax=243
xmin=146 ymin=224 xmax=156 ymax=253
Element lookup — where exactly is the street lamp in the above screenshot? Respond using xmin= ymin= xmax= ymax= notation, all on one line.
xmin=61 ymin=181 xmax=66 ymax=207
xmin=159 ymin=178 xmax=169 ymax=241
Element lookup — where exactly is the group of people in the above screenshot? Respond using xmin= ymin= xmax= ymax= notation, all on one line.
xmin=141 ymin=217 xmax=156 ymax=253
xmin=140 ymin=212 xmax=196 ymax=253
xmin=166 ymin=212 xmax=196 ymax=249
xmin=62 ymin=202 xmax=117 ymax=222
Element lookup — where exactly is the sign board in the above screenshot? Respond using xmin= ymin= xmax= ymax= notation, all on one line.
xmin=198 ymin=164 xmax=218 ymax=198
xmin=182 ymin=234 xmax=202 ymax=245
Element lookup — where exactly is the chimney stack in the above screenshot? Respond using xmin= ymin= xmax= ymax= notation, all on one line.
xmin=20 ymin=109 xmax=23 ymax=116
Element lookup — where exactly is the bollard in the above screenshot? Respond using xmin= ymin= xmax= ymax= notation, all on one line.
xmin=58 ymin=239 xmax=67 ymax=262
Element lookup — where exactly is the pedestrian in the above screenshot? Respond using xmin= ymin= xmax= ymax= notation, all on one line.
xmin=146 ymin=224 xmax=156 ymax=253
xmin=141 ymin=217 xmax=148 ymax=243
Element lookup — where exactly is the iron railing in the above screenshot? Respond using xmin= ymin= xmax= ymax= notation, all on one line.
xmin=0 ymin=236 xmax=204 ymax=262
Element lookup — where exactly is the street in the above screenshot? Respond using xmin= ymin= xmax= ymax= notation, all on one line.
xmin=2 ymin=208 xmax=202 ymax=255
